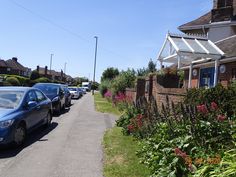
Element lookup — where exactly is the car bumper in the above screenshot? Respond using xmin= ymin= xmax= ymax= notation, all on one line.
xmin=71 ymin=94 xmax=80 ymax=99
xmin=0 ymin=127 xmax=15 ymax=145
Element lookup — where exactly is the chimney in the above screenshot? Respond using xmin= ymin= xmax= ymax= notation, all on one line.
xmin=211 ymin=0 xmax=234 ymax=22
xmin=213 ymin=0 xmax=218 ymax=9
xmin=37 ymin=65 xmax=40 ymax=72
xmin=45 ymin=66 xmax=48 ymax=75
xmin=12 ymin=57 xmax=18 ymax=62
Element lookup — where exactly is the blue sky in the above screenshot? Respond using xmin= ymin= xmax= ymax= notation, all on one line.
xmin=0 ymin=0 xmax=212 ymax=81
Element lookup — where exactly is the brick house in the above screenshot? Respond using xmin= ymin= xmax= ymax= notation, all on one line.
xmin=158 ymin=0 xmax=236 ymax=88
xmin=0 ymin=57 xmax=31 ymax=77
xmin=36 ymin=65 xmax=65 ymax=81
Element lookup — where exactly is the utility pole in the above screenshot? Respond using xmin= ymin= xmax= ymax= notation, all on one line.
xmin=92 ymin=36 xmax=98 ymax=95
xmin=64 ymin=62 xmax=67 ymax=83
xmin=64 ymin=62 xmax=67 ymax=76
xmin=50 ymin=54 xmax=54 ymax=75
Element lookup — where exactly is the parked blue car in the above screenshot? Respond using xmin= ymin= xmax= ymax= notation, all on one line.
xmin=0 ymin=87 xmax=52 ymax=146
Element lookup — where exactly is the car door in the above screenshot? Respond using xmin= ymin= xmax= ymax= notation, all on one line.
xmin=35 ymin=90 xmax=49 ymax=124
xmin=25 ymin=90 xmax=41 ymax=129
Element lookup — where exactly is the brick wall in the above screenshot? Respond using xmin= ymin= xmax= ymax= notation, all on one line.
xmin=125 ymin=88 xmax=136 ymax=102
xmin=126 ymin=75 xmax=186 ymax=110
xmin=184 ymin=68 xmax=200 ymax=88
xmin=152 ymin=76 xmax=186 ymax=109
xmin=219 ymin=61 xmax=236 ymax=86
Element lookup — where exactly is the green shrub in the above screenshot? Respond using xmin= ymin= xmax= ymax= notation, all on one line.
xmin=30 ymin=70 xmax=40 ymax=80
xmin=6 ymin=77 xmax=20 ymax=86
xmin=111 ymin=69 xmax=136 ymax=95
xmin=35 ymin=77 xmax=51 ymax=83
xmin=99 ymin=80 xmax=111 ymax=97
xmin=184 ymin=84 xmax=236 ymax=117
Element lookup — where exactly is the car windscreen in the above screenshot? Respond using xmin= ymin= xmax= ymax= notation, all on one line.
xmin=35 ymin=84 xmax=59 ymax=95
xmin=0 ymin=91 xmax=24 ymax=109
xmin=68 ymin=88 xmax=77 ymax=91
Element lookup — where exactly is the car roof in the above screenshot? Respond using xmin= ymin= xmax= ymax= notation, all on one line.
xmin=34 ymin=83 xmax=62 ymax=86
xmin=0 ymin=87 xmax=32 ymax=92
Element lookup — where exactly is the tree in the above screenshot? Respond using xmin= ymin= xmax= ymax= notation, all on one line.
xmin=101 ymin=67 xmax=119 ymax=81
xmin=111 ymin=69 xmax=136 ymax=94
xmin=147 ymin=59 xmax=157 ymax=73
xmin=137 ymin=67 xmax=148 ymax=77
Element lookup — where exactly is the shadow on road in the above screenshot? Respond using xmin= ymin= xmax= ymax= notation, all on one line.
xmin=53 ymin=107 xmax=71 ymax=118
xmin=0 ymin=122 xmax=58 ymax=159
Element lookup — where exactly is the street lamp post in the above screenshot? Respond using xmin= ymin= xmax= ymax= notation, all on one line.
xmin=64 ymin=62 xmax=67 ymax=82
xmin=50 ymin=54 xmax=54 ymax=75
xmin=92 ymin=36 xmax=98 ymax=95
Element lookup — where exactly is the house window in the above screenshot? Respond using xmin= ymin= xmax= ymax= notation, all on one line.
xmin=232 ymin=68 xmax=236 ymax=80
xmin=217 ymin=0 xmax=233 ymax=8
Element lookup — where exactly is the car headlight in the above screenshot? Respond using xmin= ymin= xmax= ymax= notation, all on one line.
xmin=52 ymin=96 xmax=59 ymax=102
xmin=0 ymin=120 xmax=14 ymax=129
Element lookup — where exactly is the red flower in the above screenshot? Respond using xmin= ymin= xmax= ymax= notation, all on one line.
xmin=174 ymin=148 xmax=187 ymax=158
xmin=127 ymin=124 xmax=135 ymax=132
xmin=217 ymin=115 xmax=226 ymax=122
xmin=211 ymin=102 xmax=218 ymax=111
xmin=197 ymin=104 xmax=208 ymax=114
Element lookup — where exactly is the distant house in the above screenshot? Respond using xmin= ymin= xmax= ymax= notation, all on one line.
xmin=36 ymin=65 xmax=65 ymax=81
xmin=0 ymin=57 xmax=31 ymax=77
xmin=158 ymin=0 xmax=236 ymax=88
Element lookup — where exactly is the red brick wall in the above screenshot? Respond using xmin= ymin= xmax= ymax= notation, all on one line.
xmin=152 ymin=76 xmax=186 ymax=109
xmin=125 ymin=88 xmax=136 ymax=102
xmin=126 ymin=75 xmax=187 ymax=110
xmin=184 ymin=68 xmax=200 ymax=88
xmin=219 ymin=61 xmax=236 ymax=87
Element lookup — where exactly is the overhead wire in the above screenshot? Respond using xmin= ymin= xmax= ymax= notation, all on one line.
xmin=9 ymin=0 xmax=134 ymax=62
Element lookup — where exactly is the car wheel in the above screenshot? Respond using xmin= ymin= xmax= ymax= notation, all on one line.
xmin=45 ymin=112 xmax=52 ymax=128
xmin=13 ymin=123 xmax=26 ymax=147
xmin=55 ymin=103 xmax=61 ymax=115
xmin=69 ymin=100 xmax=71 ymax=106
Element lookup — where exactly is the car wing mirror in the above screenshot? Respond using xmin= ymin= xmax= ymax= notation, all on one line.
xmin=27 ymin=101 xmax=37 ymax=109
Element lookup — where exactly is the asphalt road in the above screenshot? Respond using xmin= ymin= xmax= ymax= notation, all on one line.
xmin=0 ymin=94 xmax=117 ymax=177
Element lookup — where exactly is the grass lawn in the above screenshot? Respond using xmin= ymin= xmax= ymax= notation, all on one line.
xmin=94 ymin=92 xmax=121 ymax=116
xmin=103 ymin=127 xmax=150 ymax=177
xmin=94 ymin=92 xmax=150 ymax=177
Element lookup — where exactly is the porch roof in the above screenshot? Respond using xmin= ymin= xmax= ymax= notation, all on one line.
xmin=157 ymin=33 xmax=225 ymax=68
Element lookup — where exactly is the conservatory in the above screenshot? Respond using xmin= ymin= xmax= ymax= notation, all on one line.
xmin=157 ymin=33 xmax=225 ymax=88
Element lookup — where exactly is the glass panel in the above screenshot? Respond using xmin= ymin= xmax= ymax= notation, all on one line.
xmin=184 ymin=39 xmax=206 ymax=53
xmin=159 ymin=40 xmax=175 ymax=59
xmin=0 ymin=91 xmax=24 ymax=109
xmin=198 ymin=40 xmax=220 ymax=54
xmin=171 ymin=37 xmax=192 ymax=52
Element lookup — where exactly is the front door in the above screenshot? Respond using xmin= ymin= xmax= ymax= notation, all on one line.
xmin=200 ymin=67 xmax=215 ymax=88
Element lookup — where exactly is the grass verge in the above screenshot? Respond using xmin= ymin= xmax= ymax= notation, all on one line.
xmin=94 ymin=92 xmax=121 ymax=116
xmin=103 ymin=127 xmax=150 ymax=177
xmin=94 ymin=93 xmax=150 ymax=177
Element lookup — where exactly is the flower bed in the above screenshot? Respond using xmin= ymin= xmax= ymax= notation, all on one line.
xmin=116 ymin=83 xmax=236 ymax=176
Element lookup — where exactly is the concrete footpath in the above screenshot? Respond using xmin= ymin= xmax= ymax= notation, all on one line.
xmin=0 ymin=94 xmax=117 ymax=177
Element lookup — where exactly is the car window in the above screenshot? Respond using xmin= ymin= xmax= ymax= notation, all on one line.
xmin=0 ymin=91 xmax=24 ymax=109
xmin=35 ymin=90 xmax=47 ymax=102
xmin=26 ymin=91 xmax=37 ymax=103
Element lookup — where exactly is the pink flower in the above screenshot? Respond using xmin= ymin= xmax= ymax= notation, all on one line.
xmin=211 ymin=102 xmax=218 ymax=111
xmin=115 ymin=92 xmax=126 ymax=102
xmin=217 ymin=115 xmax=226 ymax=122
xmin=104 ymin=90 xmax=112 ymax=98
xmin=197 ymin=104 xmax=208 ymax=114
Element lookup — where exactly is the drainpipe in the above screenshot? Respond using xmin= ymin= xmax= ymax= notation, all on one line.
xmin=214 ymin=58 xmax=219 ymax=87
xmin=188 ymin=63 xmax=193 ymax=89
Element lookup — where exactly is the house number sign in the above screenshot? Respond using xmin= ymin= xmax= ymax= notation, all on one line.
xmin=219 ymin=65 xmax=226 ymax=74
xmin=192 ymin=69 xmax=198 ymax=76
